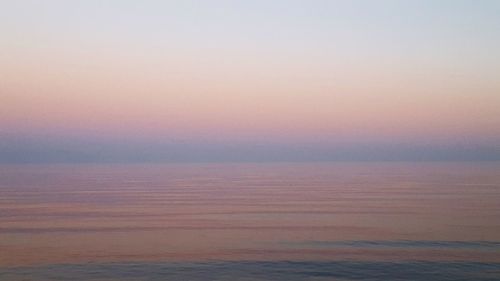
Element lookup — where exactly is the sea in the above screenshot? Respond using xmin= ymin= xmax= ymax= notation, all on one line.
xmin=1 ymin=162 xmax=499 ymax=280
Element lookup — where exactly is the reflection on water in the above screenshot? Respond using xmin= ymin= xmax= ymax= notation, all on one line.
xmin=1 ymin=162 xmax=500 ymax=279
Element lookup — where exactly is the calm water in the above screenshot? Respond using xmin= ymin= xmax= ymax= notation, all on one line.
xmin=1 ymin=162 xmax=500 ymax=280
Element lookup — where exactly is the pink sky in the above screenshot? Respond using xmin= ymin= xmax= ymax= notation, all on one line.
xmin=1 ymin=1 xmax=499 ymax=161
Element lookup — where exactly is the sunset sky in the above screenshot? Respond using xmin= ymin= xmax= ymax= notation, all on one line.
xmin=1 ymin=0 xmax=499 ymax=162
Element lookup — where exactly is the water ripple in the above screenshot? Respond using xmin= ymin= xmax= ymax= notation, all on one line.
xmin=1 ymin=261 xmax=500 ymax=281
xmin=286 ymin=240 xmax=500 ymax=250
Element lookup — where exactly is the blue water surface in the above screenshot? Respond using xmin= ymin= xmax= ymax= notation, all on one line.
xmin=2 ymin=261 xmax=500 ymax=281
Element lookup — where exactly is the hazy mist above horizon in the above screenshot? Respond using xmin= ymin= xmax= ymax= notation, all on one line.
xmin=1 ymin=0 xmax=500 ymax=162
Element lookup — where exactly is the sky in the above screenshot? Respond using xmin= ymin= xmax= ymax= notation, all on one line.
xmin=1 ymin=0 xmax=500 ymax=162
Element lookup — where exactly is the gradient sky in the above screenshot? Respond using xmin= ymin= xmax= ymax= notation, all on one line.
xmin=1 ymin=0 xmax=500 ymax=162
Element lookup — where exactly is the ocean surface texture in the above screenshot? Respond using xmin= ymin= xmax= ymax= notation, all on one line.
xmin=1 ymin=162 xmax=499 ymax=280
